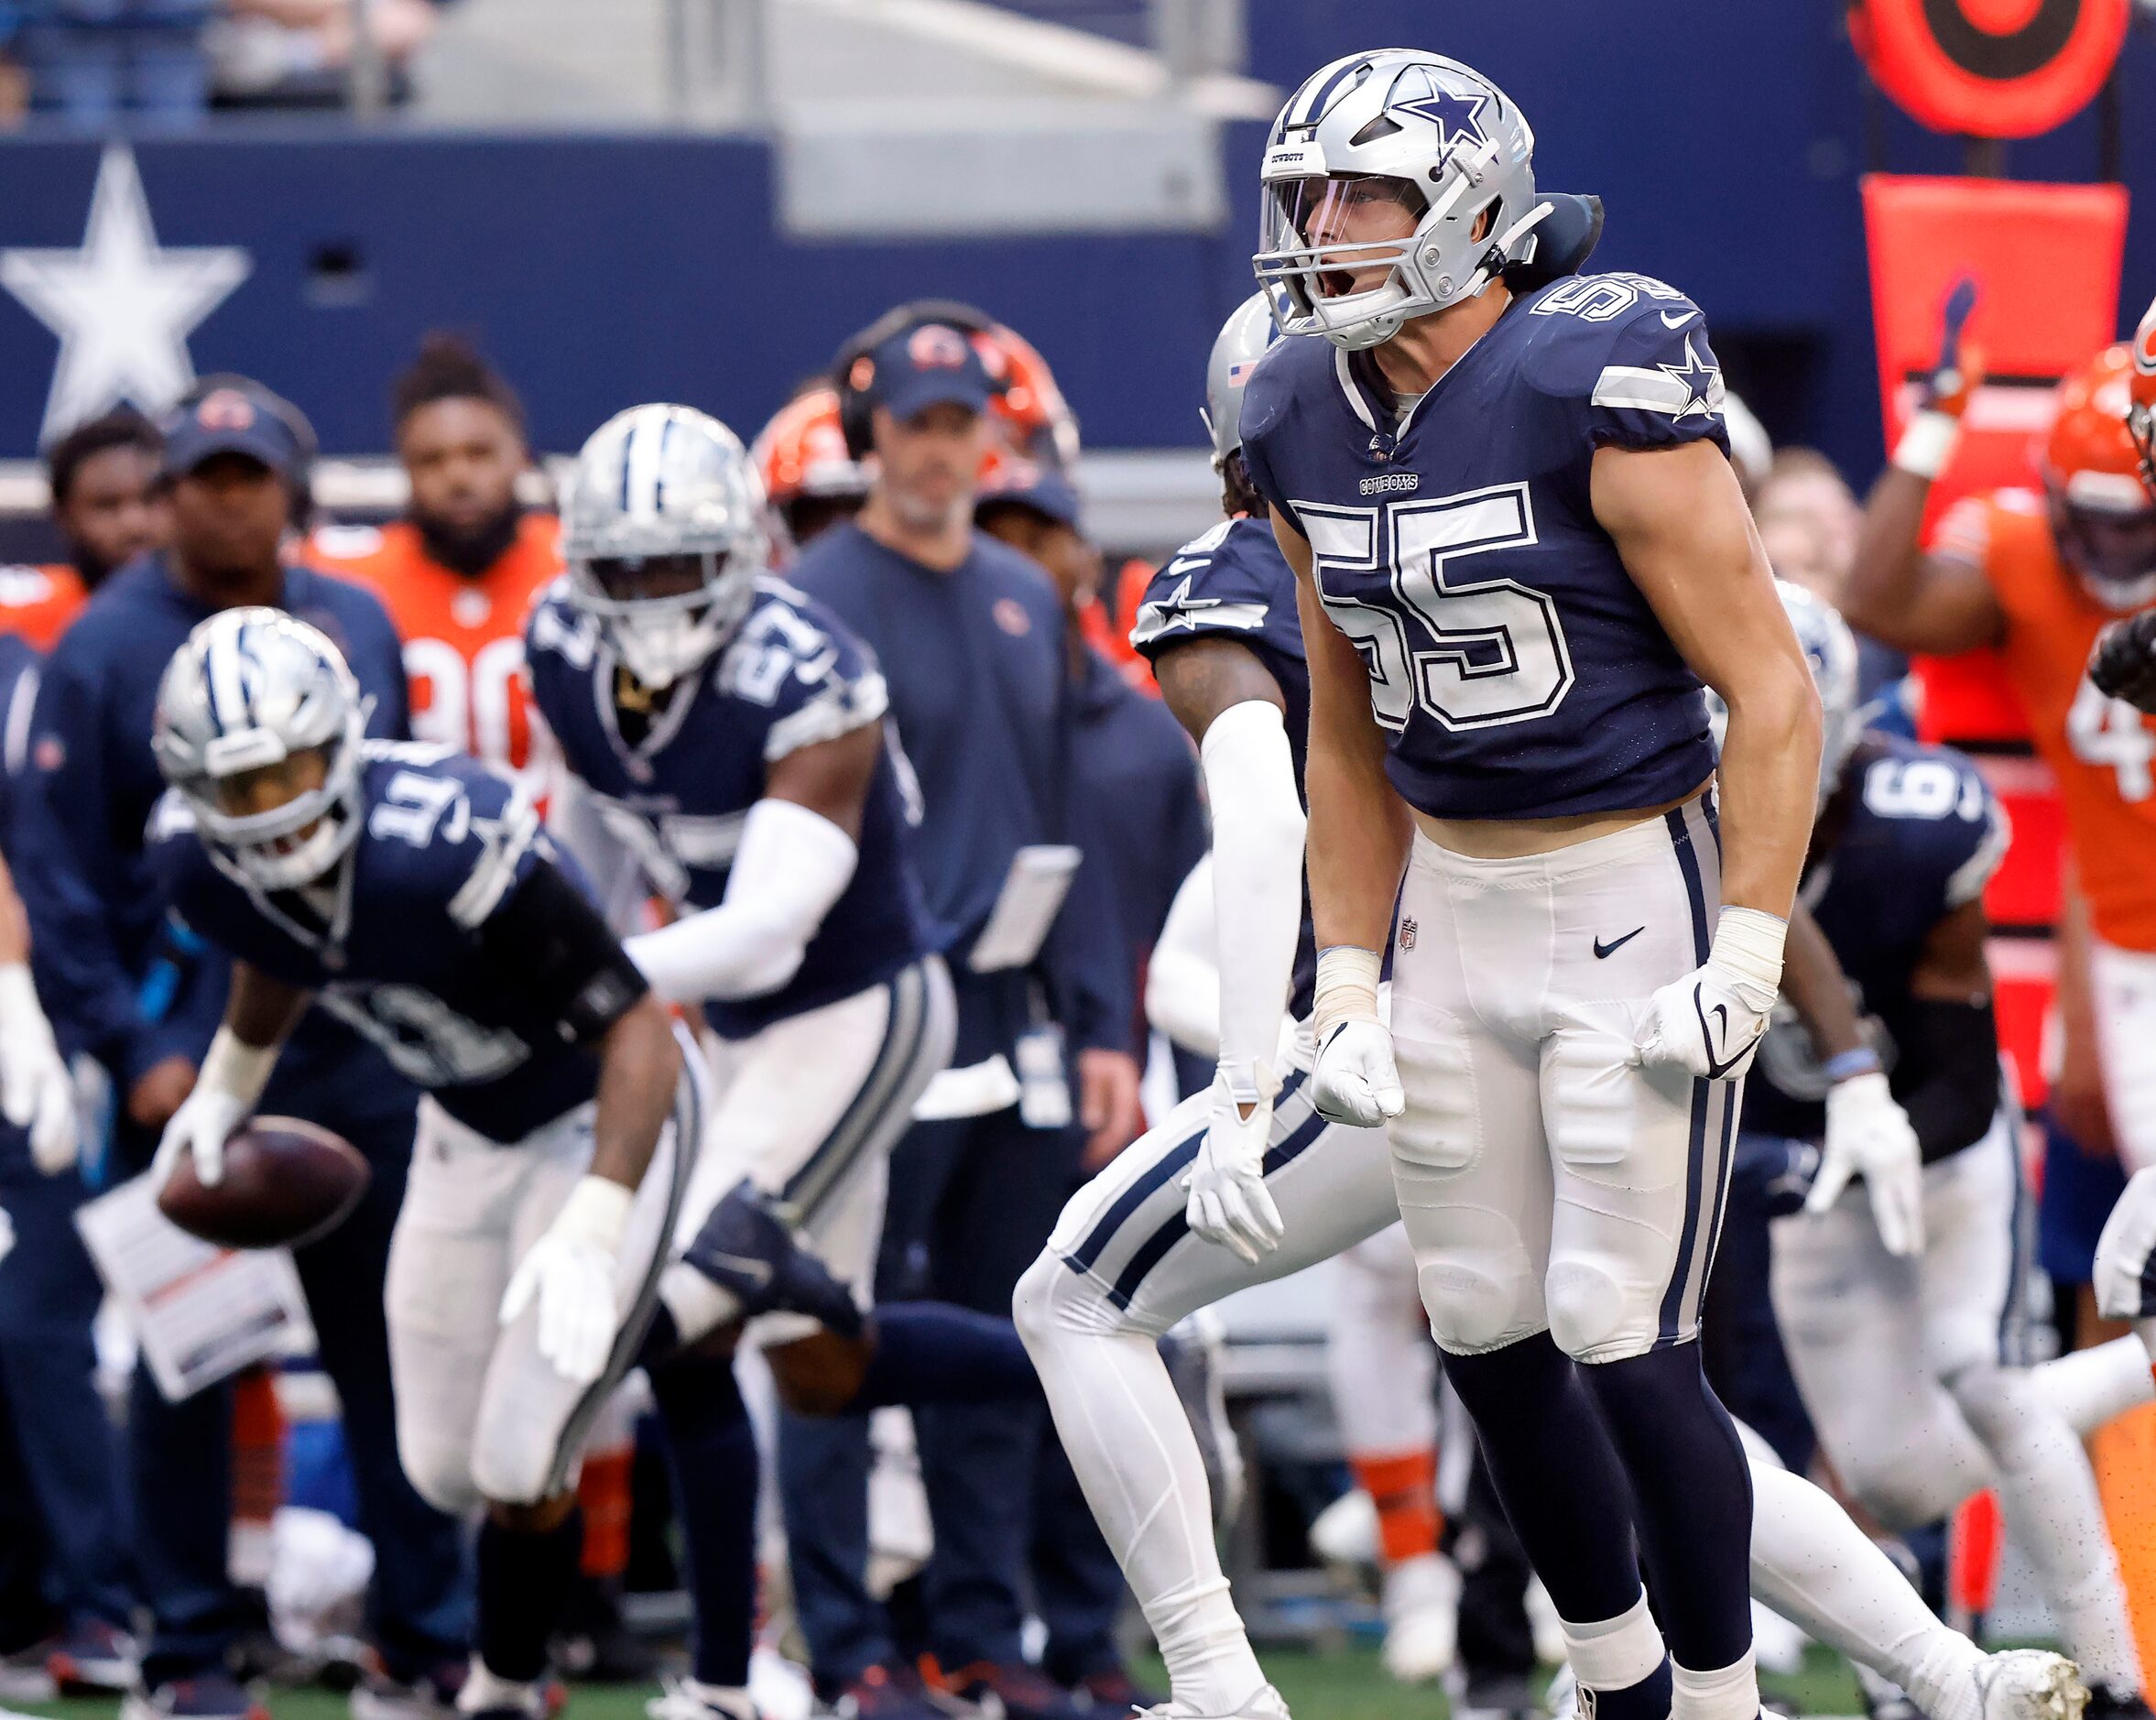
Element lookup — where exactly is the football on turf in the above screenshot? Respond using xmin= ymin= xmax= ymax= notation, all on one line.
xmin=156 ymin=1116 xmax=371 ymax=1251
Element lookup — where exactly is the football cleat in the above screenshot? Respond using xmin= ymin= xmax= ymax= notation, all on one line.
xmin=679 ymin=1181 xmax=863 ymax=1338
xmin=1378 ymin=1551 xmax=1460 ymax=1683
xmin=1135 ymin=1688 xmax=1291 ymax=1720
xmin=121 ymin=1674 xmax=270 ymax=1720
xmin=646 ymin=1674 xmax=762 ymax=1720
xmin=1965 ymin=1651 xmax=2089 ymax=1720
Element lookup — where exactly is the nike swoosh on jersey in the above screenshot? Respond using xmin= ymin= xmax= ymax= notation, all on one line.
xmin=1593 ymin=927 xmax=1645 ymax=959
xmin=1660 ymin=310 xmax=1695 ymax=329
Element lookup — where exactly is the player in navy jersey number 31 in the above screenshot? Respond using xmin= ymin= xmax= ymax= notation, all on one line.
xmin=1241 ymin=49 xmax=1823 ymax=1720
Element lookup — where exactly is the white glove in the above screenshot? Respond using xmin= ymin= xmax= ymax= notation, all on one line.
xmin=1184 ymin=1061 xmax=1286 ymax=1265
xmin=154 ymin=1083 xmax=249 ymax=1189
xmin=1631 ymin=908 xmax=1786 ymax=1081
xmin=1312 ymin=1020 xmax=1406 ymax=1127
xmin=501 ymin=1174 xmax=633 ymax=1385
xmin=1310 ymin=946 xmax=1404 ymax=1127
xmin=1808 ymin=1072 xmax=1925 ymax=1256
xmin=152 ymin=1026 xmax=279 ymax=1190
xmin=0 ymin=965 xmax=77 ymax=1175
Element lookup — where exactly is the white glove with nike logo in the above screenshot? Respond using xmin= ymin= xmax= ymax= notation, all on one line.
xmin=1631 ymin=908 xmax=1785 ymax=1082
xmin=1309 ymin=947 xmax=1404 ymax=1128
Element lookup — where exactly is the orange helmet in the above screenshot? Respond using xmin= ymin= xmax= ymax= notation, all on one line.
xmin=2041 ymin=343 xmax=2156 ymax=611
xmin=973 ymin=321 xmax=1080 ymax=473
xmin=2130 ymin=289 xmax=2156 ymax=497
xmin=754 ymin=387 xmax=869 ymax=507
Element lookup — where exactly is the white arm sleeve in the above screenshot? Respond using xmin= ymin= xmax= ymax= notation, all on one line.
xmin=626 ymin=797 xmax=858 ymax=1004
xmin=1202 ymin=700 xmax=1307 ymax=1091
xmin=547 ymin=771 xmax=651 ymax=938
xmin=1145 ymin=855 xmax=1221 ymax=1058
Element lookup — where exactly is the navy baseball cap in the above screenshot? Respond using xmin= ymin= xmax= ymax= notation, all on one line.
xmin=976 ymin=459 xmax=1083 ymax=531
xmin=852 ymin=321 xmax=1000 ymax=423
xmin=160 ymin=380 xmax=310 ymax=481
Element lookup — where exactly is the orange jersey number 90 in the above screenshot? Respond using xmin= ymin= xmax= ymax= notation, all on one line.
xmin=402 ymin=635 xmax=530 ymax=770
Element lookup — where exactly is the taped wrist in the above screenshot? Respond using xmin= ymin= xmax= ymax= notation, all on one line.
xmin=1893 ymin=409 xmax=1961 ymax=480
xmin=1214 ymin=1055 xmax=1280 ymax=1115
xmin=1709 ymin=907 xmax=1786 ymax=1002
xmin=550 ymin=1174 xmax=635 ymax=1258
xmin=199 ymin=1024 xmax=278 ymax=1108
xmin=1312 ymin=946 xmax=1382 ymax=1046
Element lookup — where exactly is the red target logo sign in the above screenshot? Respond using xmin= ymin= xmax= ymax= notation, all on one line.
xmin=1849 ymin=0 xmax=2128 ymax=137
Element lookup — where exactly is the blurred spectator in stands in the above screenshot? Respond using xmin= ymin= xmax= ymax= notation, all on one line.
xmin=203 ymin=0 xmax=435 ymax=107
xmin=312 ymin=334 xmax=557 ymax=785
xmin=0 ymin=0 xmax=212 ymax=124
xmin=1 ymin=408 xmax=164 ymax=654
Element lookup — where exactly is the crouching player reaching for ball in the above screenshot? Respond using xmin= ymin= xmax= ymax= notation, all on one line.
xmin=1241 ymin=47 xmax=1818 ymax=1720
xmin=145 ymin=609 xmax=852 ymax=1720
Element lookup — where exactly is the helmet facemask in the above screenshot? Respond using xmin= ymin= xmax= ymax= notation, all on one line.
xmin=2046 ymin=475 xmax=2156 ymax=614
xmin=568 ymin=543 xmax=761 ymax=691
xmin=2130 ymin=396 xmax=2154 ymax=501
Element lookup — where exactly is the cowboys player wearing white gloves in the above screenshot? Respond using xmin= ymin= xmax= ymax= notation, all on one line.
xmin=1244 ymin=46 xmax=1815 ymax=1720
xmin=1740 ymin=582 xmax=2146 ymax=1718
xmin=1016 ymin=288 xmax=2085 ymax=1720
xmin=146 ymin=610 xmax=855 ymax=1720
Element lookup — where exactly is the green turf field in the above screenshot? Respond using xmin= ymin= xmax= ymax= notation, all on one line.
xmin=5 ymin=1645 xmax=1867 ymax=1719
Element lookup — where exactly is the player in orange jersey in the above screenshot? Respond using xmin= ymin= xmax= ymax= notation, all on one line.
xmin=752 ymin=385 xmax=870 ymax=555
xmin=2088 ymin=290 xmax=2156 ymax=712
xmin=311 ymin=336 xmax=560 ymax=782
xmin=1845 ymin=325 xmax=2156 ymax=1176
xmin=0 ymin=408 xmax=165 ymax=651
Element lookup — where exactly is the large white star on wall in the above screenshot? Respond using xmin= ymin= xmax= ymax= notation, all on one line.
xmin=1 ymin=144 xmax=251 ymax=443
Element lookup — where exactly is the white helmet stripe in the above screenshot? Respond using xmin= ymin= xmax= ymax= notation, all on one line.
xmin=1286 ymin=53 xmax=1364 ymax=129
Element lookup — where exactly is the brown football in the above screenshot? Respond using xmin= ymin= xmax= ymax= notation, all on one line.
xmin=156 ymin=1116 xmax=371 ymax=1250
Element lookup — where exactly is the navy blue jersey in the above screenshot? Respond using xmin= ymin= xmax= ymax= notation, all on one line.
xmin=1068 ymin=648 xmax=1206 ymax=1055
xmin=152 ymin=746 xmax=596 ymax=1143
xmin=1130 ymin=515 xmax=1317 ymax=1018
xmin=1745 ymin=735 xmax=2009 ymax=1155
xmin=21 ymin=554 xmax=410 ymax=1090
xmin=1239 ymin=272 xmax=1723 ymax=821
xmin=525 ymin=576 xmax=928 ymax=1040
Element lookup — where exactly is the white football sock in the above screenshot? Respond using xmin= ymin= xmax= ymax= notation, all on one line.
xmin=1950 ymin=1365 xmax=2143 ymax=1693
xmin=2033 ymin=1336 xmax=2156 ymax=1438
xmin=1672 ymin=1649 xmax=1759 ymax=1720
xmin=1015 ymin=1255 xmax=1268 ymax=1716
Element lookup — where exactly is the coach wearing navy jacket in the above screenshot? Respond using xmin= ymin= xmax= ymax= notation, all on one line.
xmin=16 ymin=379 xmax=468 ymax=1720
xmin=784 ymin=316 xmax=1140 ymax=1720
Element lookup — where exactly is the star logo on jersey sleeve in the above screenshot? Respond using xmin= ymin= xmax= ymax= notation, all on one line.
xmin=1395 ymin=87 xmax=1488 ymax=155
xmin=1129 ymin=572 xmax=1269 ymax=648
xmin=1655 ymin=337 xmax=1724 ymax=420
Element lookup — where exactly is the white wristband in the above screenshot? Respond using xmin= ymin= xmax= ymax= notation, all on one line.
xmin=552 ymin=1174 xmax=635 ymax=1256
xmin=199 ymin=1025 xmax=280 ymax=1109
xmin=1892 ymin=409 xmax=1960 ymax=481
xmin=1710 ymin=906 xmax=1788 ymax=995
xmin=1312 ymin=945 xmax=1383 ymax=1045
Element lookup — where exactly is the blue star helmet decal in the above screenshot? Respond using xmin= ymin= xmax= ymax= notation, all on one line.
xmin=1393 ymin=81 xmax=1490 ymax=157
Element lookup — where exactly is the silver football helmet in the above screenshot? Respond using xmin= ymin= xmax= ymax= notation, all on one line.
xmin=1200 ymin=292 xmax=1280 ymax=470
xmin=1705 ymin=579 xmax=1861 ymax=812
xmin=152 ymin=607 xmax=368 ymax=891
xmin=1255 ymin=49 xmax=1539 ymax=351
xmin=558 ymin=404 xmax=771 ymax=691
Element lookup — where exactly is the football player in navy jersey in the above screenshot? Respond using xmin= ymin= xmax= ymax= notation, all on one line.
xmin=1016 ymin=294 xmax=2080 ymax=1720
xmin=1242 ymin=47 xmax=1823 ymax=1720
xmin=533 ymin=406 xmax=1063 ymax=1720
xmin=145 ymin=609 xmax=857 ymax=1720
xmin=1747 ymin=584 xmax=2146 ymax=1719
